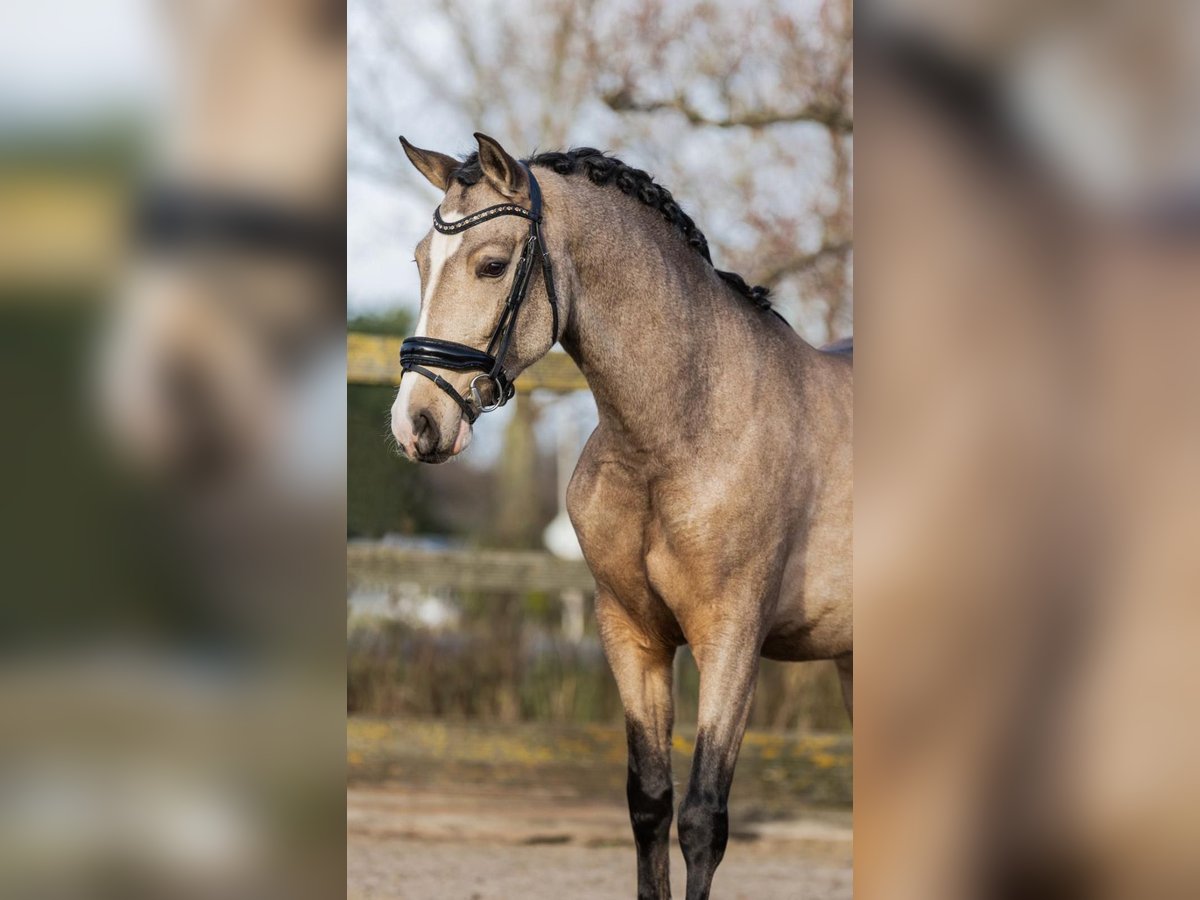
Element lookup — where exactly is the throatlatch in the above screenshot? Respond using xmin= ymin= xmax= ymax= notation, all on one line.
xmin=399 ymin=163 xmax=560 ymax=423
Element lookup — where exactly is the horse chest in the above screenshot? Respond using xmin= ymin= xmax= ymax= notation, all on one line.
xmin=569 ymin=448 xmax=790 ymax=641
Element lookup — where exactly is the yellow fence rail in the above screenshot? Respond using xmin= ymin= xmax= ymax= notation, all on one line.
xmin=348 ymin=332 xmax=587 ymax=392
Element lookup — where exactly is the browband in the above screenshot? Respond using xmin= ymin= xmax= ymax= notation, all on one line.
xmin=433 ymin=203 xmax=535 ymax=234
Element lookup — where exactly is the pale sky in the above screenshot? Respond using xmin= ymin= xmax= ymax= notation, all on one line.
xmin=346 ymin=0 xmax=844 ymax=340
xmin=0 ymin=0 xmax=165 ymax=122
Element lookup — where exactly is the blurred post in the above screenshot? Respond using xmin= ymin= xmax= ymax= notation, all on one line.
xmin=495 ymin=395 xmax=542 ymax=548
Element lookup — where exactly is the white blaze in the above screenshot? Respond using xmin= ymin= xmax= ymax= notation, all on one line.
xmin=390 ymin=229 xmax=464 ymax=452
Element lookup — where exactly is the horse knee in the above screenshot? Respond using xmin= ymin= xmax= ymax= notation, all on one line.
xmin=628 ymin=770 xmax=673 ymax=844
xmin=677 ymin=792 xmax=729 ymax=866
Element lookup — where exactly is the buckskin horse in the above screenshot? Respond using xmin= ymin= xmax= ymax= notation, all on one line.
xmin=391 ymin=133 xmax=852 ymax=900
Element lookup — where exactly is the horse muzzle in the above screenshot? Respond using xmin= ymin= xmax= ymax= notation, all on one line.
xmin=391 ymin=378 xmax=475 ymax=464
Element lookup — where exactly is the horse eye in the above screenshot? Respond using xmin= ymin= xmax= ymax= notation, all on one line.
xmin=478 ymin=259 xmax=508 ymax=278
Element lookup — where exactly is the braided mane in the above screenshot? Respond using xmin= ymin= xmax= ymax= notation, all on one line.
xmin=451 ymin=148 xmax=773 ymax=313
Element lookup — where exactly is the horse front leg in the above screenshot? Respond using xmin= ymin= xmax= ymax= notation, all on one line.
xmin=678 ymin=628 xmax=761 ymax=900
xmin=597 ymin=593 xmax=677 ymax=900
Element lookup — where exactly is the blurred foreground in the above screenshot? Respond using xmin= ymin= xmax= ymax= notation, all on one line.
xmin=1 ymin=1 xmax=345 ymax=897
xmin=857 ymin=2 xmax=1200 ymax=898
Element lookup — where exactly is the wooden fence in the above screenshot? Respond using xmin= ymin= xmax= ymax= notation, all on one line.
xmin=347 ymin=543 xmax=595 ymax=594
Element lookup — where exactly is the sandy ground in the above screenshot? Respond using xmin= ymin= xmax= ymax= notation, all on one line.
xmin=348 ymin=720 xmax=852 ymax=898
xmin=348 ymin=786 xmax=852 ymax=899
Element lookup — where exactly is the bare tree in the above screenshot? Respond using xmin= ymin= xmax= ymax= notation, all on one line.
xmin=350 ymin=0 xmax=852 ymax=342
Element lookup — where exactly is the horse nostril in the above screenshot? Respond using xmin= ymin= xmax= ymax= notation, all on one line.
xmin=412 ymin=411 xmax=440 ymax=456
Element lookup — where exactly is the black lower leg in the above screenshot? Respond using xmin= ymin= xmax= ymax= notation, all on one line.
xmin=627 ymin=720 xmax=674 ymax=899
xmin=677 ymin=730 xmax=733 ymax=900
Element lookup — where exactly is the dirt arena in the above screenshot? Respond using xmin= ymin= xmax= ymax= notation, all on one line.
xmin=348 ymin=787 xmax=851 ymax=899
xmin=348 ymin=720 xmax=852 ymax=899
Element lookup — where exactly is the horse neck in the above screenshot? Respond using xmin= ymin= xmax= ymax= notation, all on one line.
xmin=550 ymin=178 xmax=782 ymax=460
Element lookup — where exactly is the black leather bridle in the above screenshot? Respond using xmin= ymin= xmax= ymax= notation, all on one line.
xmin=399 ymin=164 xmax=560 ymax=424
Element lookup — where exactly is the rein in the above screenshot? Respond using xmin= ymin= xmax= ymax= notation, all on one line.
xmin=399 ymin=164 xmax=559 ymax=423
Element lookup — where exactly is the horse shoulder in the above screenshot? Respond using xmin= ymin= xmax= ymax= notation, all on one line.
xmin=567 ymin=431 xmax=654 ymax=597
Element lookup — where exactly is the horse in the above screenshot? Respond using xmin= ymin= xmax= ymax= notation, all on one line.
xmin=391 ymin=133 xmax=853 ymax=900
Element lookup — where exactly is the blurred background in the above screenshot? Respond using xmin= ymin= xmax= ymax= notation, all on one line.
xmin=856 ymin=1 xmax=1200 ymax=899
xmin=346 ymin=0 xmax=853 ymax=896
xmin=0 ymin=1 xmax=345 ymax=898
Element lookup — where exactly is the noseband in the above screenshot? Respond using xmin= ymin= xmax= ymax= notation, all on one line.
xmin=399 ymin=164 xmax=559 ymax=424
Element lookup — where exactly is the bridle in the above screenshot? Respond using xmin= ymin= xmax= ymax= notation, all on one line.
xmin=399 ymin=164 xmax=560 ymax=424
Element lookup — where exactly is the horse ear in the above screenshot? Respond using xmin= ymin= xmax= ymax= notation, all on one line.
xmin=474 ymin=132 xmax=527 ymax=199
xmin=399 ymin=136 xmax=458 ymax=191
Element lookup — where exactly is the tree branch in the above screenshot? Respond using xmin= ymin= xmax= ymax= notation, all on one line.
xmin=603 ymin=90 xmax=852 ymax=134
xmin=754 ymin=240 xmax=852 ymax=289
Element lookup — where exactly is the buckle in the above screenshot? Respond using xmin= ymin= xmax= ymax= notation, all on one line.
xmin=468 ymin=373 xmax=505 ymax=413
